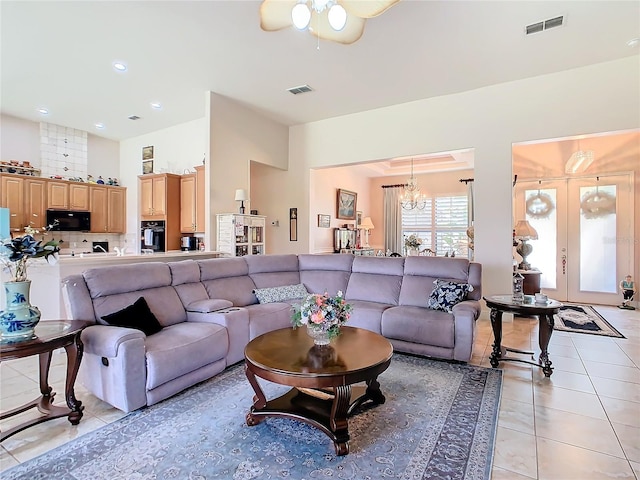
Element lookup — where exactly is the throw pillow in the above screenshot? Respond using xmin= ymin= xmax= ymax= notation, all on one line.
xmin=427 ymin=279 xmax=474 ymax=313
xmin=253 ymin=284 xmax=309 ymax=304
xmin=101 ymin=297 xmax=163 ymax=336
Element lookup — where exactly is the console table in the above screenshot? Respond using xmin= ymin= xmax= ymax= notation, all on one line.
xmin=0 ymin=320 xmax=90 ymax=441
xmin=483 ymin=295 xmax=562 ymax=377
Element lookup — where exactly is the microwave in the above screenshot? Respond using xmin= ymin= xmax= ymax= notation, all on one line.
xmin=46 ymin=210 xmax=91 ymax=231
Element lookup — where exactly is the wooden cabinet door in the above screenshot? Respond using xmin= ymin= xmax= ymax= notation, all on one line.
xmin=140 ymin=177 xmax=154 ymax=217
xmin=89 ymin=186 xmax=108 ymax=233
xmin=47 ymin=181 xmax=69 ymax=210
xmin=24 ymin=178 xmax=47 ymax=230
xmin=151 ymin=176 xmax=167 ymax=216
xmin=69 ymin=183 xmax=90 ymax=211
xmin=195 ymin=165 xmax=205 ymax=233
xmin=180 ymin=174 xmax=196 ymax=233
xmin=107 ymin=188 xmax=126 ymax=233
xmin=1 ymin=174 xmax=24 ymax=233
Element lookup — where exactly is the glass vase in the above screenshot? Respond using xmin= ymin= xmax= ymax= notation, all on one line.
xmin=0 ymin=280 xmax=41 ymax=338
xmin=306 ymin=323 xmax=331 ymax=346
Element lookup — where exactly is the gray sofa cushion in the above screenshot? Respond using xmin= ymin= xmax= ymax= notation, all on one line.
xmin=382 ymin=306 xmax=455 ymax=348
xmin=346 ymin=257 xmax=404 ymax=305
xmin=83 ymin=262 xmax=172 ymax=298
xmin=298 ymin=253 xmax=352 ymax=296
xmin=168 ymin=260 xmax=201 ymax=286
xmin=144 ymin=322 xmax=228 ymax=390
xmin=246 ymin=254 xmax=301 ymax=289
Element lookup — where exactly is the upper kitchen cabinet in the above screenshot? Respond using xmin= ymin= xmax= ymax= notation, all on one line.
xmin=0 ymin=174 xmax=25 ymax=233
xmin=23 ymin=177 xmax=48 ymax=230
xmin=47 ymin=180 xmax=69 ymax=210
xmin=180 ymin=166 xmax=205 ymax=233
xmin=90 ymin=185 xmax=126 ymax=233
xmin=139 ymin=173 xmax=180 ymax=220
xmin=69 ymin=183 xmax=90 ymax=211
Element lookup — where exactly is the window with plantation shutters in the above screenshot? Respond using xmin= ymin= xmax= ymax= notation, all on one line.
xmin=401 ymin=195 xmax=468 ymax=256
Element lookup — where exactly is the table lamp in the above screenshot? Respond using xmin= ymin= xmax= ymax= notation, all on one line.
xmin=360 ymin=217 xmax=374 ymax=247
xmin=234 ymin=189 xmax=247 ymax=214
xmin=514 ymin=220 xmax=538 ymax=270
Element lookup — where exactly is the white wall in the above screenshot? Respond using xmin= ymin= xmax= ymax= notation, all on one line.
xmin=0 ymin=114 xmax=41 ymax=165
xmin=119 ymin=117 xmax=206 ymax=246
xmin=285 ymin=57 xmax=640 ymax=296
xmin=205 ymin=92 xmax=289 ymax=251
xmin=88 ymin=134 xmax=120 ymax=181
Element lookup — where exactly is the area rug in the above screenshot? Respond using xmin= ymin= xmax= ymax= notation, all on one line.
xmin=3 ymin=354 xmax=502 ymax=480
xmin=553 ymin=304 xmax=625 ymax=338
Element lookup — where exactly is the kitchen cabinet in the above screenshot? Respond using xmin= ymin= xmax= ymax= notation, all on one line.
xmin=216 ymin=214 xmax=266 ymax=257
xmin=23 ymin=178 xmax=48 ymax=230
xmin=47 ymin=181 xmax=69 ymax=210
xmin=139 ymin=173 xmax=181 ymax=251
xmin=180 ymin=166 xmax=205 ymax=233
xmin=1 ymin=174 xmax=24 ymax=233
xmin=69 ymin=183 xmax=90 ymax=211
xmin=90 ymin=185 xmax=126 ymax=233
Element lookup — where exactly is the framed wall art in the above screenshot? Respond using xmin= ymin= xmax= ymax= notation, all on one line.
xmin=142 ymin=145 xmax=154 ymax=160
xmin=142 ymin=160 xmax=154 ymax=175
xmin=336 ymin=188 xmax=357 ymax=220
xmin=290 ymin=208 xmax=298 ymax=241
xmin=356 ymin=211 xmax=363 ymax=227
xmin=318 ymin=214 xmax=330 ymax=228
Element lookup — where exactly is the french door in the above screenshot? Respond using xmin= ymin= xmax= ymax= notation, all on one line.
xmin=515 ymin=174 xmax=634 ymax=305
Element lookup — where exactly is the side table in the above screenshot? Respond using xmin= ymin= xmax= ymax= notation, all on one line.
xmin=483 ymin=295 xmax=562 ymax=377
xmin=0 ymin=320 xmax=91 ymax=441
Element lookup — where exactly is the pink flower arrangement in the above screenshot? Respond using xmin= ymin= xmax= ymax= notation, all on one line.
xmin=292 ymin=291 xmax=353 ymax=339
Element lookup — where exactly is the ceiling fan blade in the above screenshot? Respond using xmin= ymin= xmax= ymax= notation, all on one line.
xmin=342 ymin=0 xmax=400 ymax=19
xmin=259 ymin=0 xmax=297 ymax=31
xmin=308 ymin=10 xmax=365 ymax=44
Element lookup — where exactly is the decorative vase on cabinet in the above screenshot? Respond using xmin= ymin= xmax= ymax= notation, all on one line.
xmin=0 ymin=280 xmax=41 ymax=338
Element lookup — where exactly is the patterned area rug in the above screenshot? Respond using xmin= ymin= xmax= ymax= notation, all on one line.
xmin=4 ymin=354 xmax=502 ymax=480
xmin=553 ymin=304 xmax=625 ymax=338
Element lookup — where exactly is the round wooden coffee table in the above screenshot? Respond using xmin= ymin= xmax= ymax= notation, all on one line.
xmin=244 ymin=326 xmax=393 ymax=455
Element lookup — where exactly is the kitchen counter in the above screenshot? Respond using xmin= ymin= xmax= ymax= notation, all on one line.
xmin=18 ymin=251 xmax=227 ymax=320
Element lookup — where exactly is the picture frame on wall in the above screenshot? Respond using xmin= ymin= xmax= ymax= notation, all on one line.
xmin=142 ymin=160 xmax=154 ymax=175
xmin=142 ymin=145 xmax=154 ymax=160
xmin=336 ymin=189 xmax=357 ymax=220
xmin=356 ymin=211 xmax=363 ymax=227
xmin=318 ymin=214 xmax=330 ymax=228
xmin=290 ymin=208 xmax=298 ymax=241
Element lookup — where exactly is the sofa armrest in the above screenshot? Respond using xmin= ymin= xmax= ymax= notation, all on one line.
xmin=81 ymin=325 xmax=146 ymax=358
xmin=186 ymin=308 xmax=249 ymax=365
xmin=451 ymin=299 xmax=482 ymax=362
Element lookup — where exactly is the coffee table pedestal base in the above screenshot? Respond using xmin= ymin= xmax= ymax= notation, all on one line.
xmin=246 ymin=370 xmax=385 ymax=456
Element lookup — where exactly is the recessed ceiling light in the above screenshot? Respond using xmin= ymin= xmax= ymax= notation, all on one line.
xmin=37 ymin=108 xmax=49 ymax=115
xmin=112 ymin=61 xmax=127 ymax=72
xmin=150 ymin=102 xmax=162 ymax=110
xmin=628 ymin=37 xmax=639 ymax=47
xmin=95 ymin=123 xmax=105 ymax=129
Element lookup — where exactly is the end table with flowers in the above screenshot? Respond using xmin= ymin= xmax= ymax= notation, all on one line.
xmin=292 ymin=291 xmax=353 ymax=345
xmin=0 ymin=224 xmax=60 ymax=338
xmin=404 ymin=234 xmax=422 ymax=256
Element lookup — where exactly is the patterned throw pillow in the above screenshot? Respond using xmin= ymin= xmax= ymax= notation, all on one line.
xmin=427 ymin=279 xmax=474 ymax=313
xmin=253 ymin=284 xmax=309 ymax=304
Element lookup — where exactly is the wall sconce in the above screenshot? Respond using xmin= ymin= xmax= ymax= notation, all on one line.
xmin=235 ymin=189 xmax=247 ymax=214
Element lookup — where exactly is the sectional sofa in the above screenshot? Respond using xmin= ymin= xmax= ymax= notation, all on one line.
xmin=62 ymin=254 xmax=482 ymax=412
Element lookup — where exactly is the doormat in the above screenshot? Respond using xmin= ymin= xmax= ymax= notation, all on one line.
xmin=553 ymin=304 xmax=625 ymax=338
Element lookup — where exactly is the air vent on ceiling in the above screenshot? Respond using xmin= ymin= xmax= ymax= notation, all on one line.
xmin=287 ymin=84 xmax=313 ymax=95
xmin=525 ymin=15 xmax=564 ymax=35
xmin=128 ymin=115 xmax=141 ymax=120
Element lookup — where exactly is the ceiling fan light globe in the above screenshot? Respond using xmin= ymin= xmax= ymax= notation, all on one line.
xmin=328 ymin=4 xmax=347 ymax=30
xmin=292 ymin=3 xmax=311 ymax=30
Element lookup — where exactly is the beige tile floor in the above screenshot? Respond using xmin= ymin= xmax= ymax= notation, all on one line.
xmin=1 ymin=304 xmax=639 ymax=479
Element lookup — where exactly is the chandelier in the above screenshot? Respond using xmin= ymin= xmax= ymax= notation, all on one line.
xmin=401 ymin=159 xmax=427 ymax=211
xmin=259 ymin=0 xmax=400 ymax=45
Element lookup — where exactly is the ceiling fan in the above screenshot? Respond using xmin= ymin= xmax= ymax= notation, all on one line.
xmin=259 ymin=0 xmax=400 ymax=45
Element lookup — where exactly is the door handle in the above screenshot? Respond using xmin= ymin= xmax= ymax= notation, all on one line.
xmin=561 ymin=255 xmax=567 ymax=275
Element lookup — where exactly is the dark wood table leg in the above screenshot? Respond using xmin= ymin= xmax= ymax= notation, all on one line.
xmin=538 ymin=314 xmax=555 ymax=377
xmin=37 ymin=351 xmax=55 ymax=409
xmin=489 ymin=308 xmax=503 ymax=368
xmin=63 ymin=333 xmax=85 ymax=424
xmin=245 ymin=364 xmax=267 ymax=426
xmin=330 ymin=385 xmax=351 ymax=456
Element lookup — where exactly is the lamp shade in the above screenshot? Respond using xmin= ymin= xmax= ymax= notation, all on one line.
xmin=360 ymin=217 xmax=374 ymax=230
xmin=234 ymin=189 xmax=248 ymax=201
xmin=514 ymin=220 xmax=538 ymax=240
